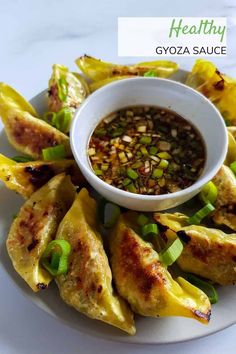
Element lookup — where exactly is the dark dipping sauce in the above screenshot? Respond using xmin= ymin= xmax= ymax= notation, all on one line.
xmin=88 ymin=106 xmax=206 ymax=195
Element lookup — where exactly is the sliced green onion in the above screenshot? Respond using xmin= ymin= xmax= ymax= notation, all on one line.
xmin=127 ymin=168 xmax=139 ymax=180
xmin=140 ymin=146 xmax=148 ymax=155
xmin=160 ymin=238 xmax=183 ymax=266
xmin=158 ymin=159 xmax=169 ymax=169
xmin=99 ymin=201 xmax=121 ymax=228
xmin=140 ymin=136 xmax=152 ymax=145
xmin=111 ymin=128 xmax=124 ymax=137
xmin=58 ymin=77 xmax=68 ymax=102
xmin=199 ymin=181 xmax=218 ymax=205
xmin=42 ymin=144 xmax=66 ymax=161
xmin=101 ymin=164 xmax=109 ymax=171
xmin=127 ymin=183 xmax=137 ymax=193
xmin=126 ymin=110 xmax=134 ymax=117
xmin=186 ymin=274 xmax=218 ymax=304
xmin=95 ymin=128 xmax=106 ymax=137
xmin=50 ymin=252 xmax=61 ymax=269
xmin=152 ymin=168 xmax=163 ymax=179
xmin=52 ymin=107 xmax=73 ymax=133
xmin=157 ymin=152 xmax=171 ymax=159
xmin=230 ymin=161 xmax=236 ymax=175
xmin=149 ymin=146 xmax=158 ymax=155
xmin=42 ymin=240 xmax=71 ymax=260
xmin=118 ymin=151 xmax=128 ymax=163
xmin=137 ymin=125 xmax=147 ymax=133
xmin=188 ymin=203 xmax=215 ymax=225
xmin=131 ymin=161 xmax=143 ymax=169
xmin=12 ymin=155 xmax=35 ymax=163
xmin=43 ymin=107 xmax=73 ymax=133
xmin=41 ymin=240 xmax=71 ymax=276
xmin=123 ymin=178 xmax=131 ymax=186
xmin=43 ymin=111 xmax=57 ymax=124
xmin=94 ymin=169 xmax=103 ymax=176
xmin=144 ymin=70 xmax=157 ymax=77
xmin=142 ymin=223 xmax=159 ymax=238
xmin=137 ymin=213 xmax=149 ymax=226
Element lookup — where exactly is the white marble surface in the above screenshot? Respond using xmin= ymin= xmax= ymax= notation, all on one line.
xmin=0 ymin=0 xmax=236 ymax=353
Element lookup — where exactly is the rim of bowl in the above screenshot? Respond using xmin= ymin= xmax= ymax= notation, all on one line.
xmin=70 ymin=77 xmax=228 ymax=201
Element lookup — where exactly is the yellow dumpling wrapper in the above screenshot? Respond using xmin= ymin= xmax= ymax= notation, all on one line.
xmin=48 ymin=64 xmax=89 ymax=113
xmin=75 ymin=55 xmax=178 ymax=81
xmin=55 ymin=189 xmax=136 ymax=335
xmin=109 ymin=213 xmax=211 ymax=324
xmin=212 ymin=165 xmax=236 ymax=231
xmin=0 ymin=83 xmax=71 ymax=159
xmin=154 ymin=212 xmax=236 ymax=285
xmin=0 ymin=153 xmax=85 ymax=198
xmin=186 ymin=59 xmax=236 ymax=125
xmin=6 ymin=174 xmax=75 ymax=292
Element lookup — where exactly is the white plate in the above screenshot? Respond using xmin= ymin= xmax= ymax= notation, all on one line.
xmin=0 ymin=70 xmax=235 ymax=344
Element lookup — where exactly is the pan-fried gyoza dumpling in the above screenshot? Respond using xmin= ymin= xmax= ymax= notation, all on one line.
xmin=225 ymin=131 xmax=236 ymax=166
xmin=186 ymin=59 xmax=236 ymax=126
xmin=55 ymin=188 xmax=135 ymax=335
xmin=212 ymin=165 xmax=236 ymax=231
xmin=48 ymin=64 xmax=89 ymax=113
xmin=109 ymin=213 xmax=211 ymax=324
xmin=6 ymin=174 xmax=75 ymax=291
xmin=0 ymin=153 xmax=85 ymax=198
xmin=75 ymin=55 xmax=179 ymax=81
xmin=0 ymin=82 xmax=38 ymax=116
xmin=154 ymin=212 xmax=236 ymax=285
xmin=0 ymin=83 xmax=71 ymax=159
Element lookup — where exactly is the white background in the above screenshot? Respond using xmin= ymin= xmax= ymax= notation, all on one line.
xmin=0 ymin=0 xmax=236 ymax=353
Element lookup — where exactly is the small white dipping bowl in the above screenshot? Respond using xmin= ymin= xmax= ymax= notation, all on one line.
xmin=70 ymin=78 xmax=228 ymax=211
